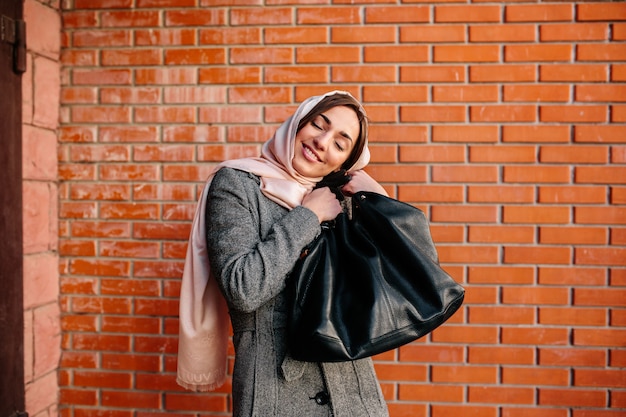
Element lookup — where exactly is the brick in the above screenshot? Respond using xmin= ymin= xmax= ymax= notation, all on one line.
xmin=470 ymin=64 xmax=536 ymax=82
xmin=100 ymin=87 xmax=160 ymax=104
xmin=540 ymin=23 xmax=609 ymax=41
xmin=434 ymin=45 xmax=500 ymax=63
xmin=503 ymin=286 xmax=569 ymax=305
xmin=135 ymin=28 xmax=196 ymax=46
xmin=577 ymin=3 xmax=626 ymax=21
xmin=504 ymin=366 xmax=570 ymax=386
xmin=363 ymin=86 xmax=428 ymax=103
xmin=504 ymin=246 xmax=571 ymax=265
xmin=539 ymin=266 xmax=606 ymax=286
xmin=470 ymin=145 xmax=535 ymax=163
xmin=576 ymin=84 xmax=626 ymax=102
xmin=469 ymin=385 xmax=535 ymax=405
xmin=577 ymin=247 xmax=626 ymax=266
xmin=468 ymin=266 xmax=534 ymax=285
xmin=365 ymin=165 xmax=427 ymax=183
xmin=364 ymin=45 xmax=429 ymax=63
xmin=333 ymin=26 xmax=395 ymax=43
xmin=503 ymin=326 xmax=569 ymax=345
xmin=539 ymin=307 xmax=606 ymax=326
xmin=296 ymin=7 xmax=361 ymax=25
xmin=575 ymin=125 xmax=626 ymax=143
xmin=73 ymin=29 xmax=131 ymax=47
xmin=100 ymin=126 xmax=159 ymax=143
xmin=503 ymin=408 xmax=568 ymax=417
xmin=72 ymin=69 xmax=131 ymax=86
xmin=437 ymin=245 xmax=499 ymax=263
xmin=101 ymin=353 xmax=160 ymax=372
xmin=74 ymin=371 xmax=132 ymax=389
xmin=60 ymin=388 xmax=97 ymax=406
xmin=265 ymin=66 xmax=328 ymax=83
xmin=399 ymin=383 xmax=463 ymax=403
xmin=435 ymin=5 xmax=501 ymax=23
xmin=399 ymin=344 xmax=465 ymax=363
xmin=265 ymin=27 xmax=326 ymax=44
xmin=540 ymin=146 xmax=608 ymax=164
xmin=432 ymin=165 xmax=499 ymax=183
xmin=102 ymin=391 xmax=160 ymax=408
xmin=70 ymin=259 xmax=131 ymax=279
xmin=502 ymin=125 xmax=570 ymax=143
xmin=165 ymin=9 xmax=225 ymax=26
xmin=231 ymin=7 xmax=291 ymax=25
xmin=432 ymin=125 xmax=498 ymax=143
xmin=332 ymin=65 xmax=396 ymax=83
xmin=468 ymin=307 xmax=534 ymax=325
xmin=163 ymin=392 xmax=227 ymax=412
xmin=101 ymin=10 xmax=159 ymax=27
xmin=199 ymin=27 xmax=260 ymax=44
xmin=503 ymin=84 xmax=570 ymax=102
xmin=471 ymin=105 xmax=536 ymax=122
xmin=199 ymin=67 xmax=261 ymax=84
xmin=401 ymin=25 xmax=466 ymax=43
xmin=369 ymin=125 xmax=428 ymax=143
xmin=575 ymin=287 xmax=626 ymax=308
xmin=576 ymin=167 xmax=626 ymax=185
xmin=539 ymin=64 xmax=608 ymax=82
xmin=578 ymin=44 xmax=626 ymax=62
xmin=469 ymin=225 xmax=534 ymax=243
xmin=136 ymin=68 xmax=197 ymax=85
xmin=539 ymin=226 xmax=607 ymax=245
xmin=61 ymin=87 xmax=97 ymax=104
xmin=505 ymin=4 xmax=573 ymax=22
xmin=433 ymin=405 xmax=497 ymax=417
xmin=401 ymin=105 xmax=465 ymax=123
xmin=539 ymin=185 xmax=607 ymax=203
xmin=505 ymin=44 xmax=573 ymax=62
xmin=539 ymin=347 xmax=606 ymax=367
xmin=134 ymin=106 xmax=195 ymax=123
xmin=430 ymin=225 xmax=465 ymax=243
xmin=467 ymin=185 xmax=535 ymax=203
xmin=463 ymin=286 xmax=499 ymax=304
xmin=165 ymin=48 xmax=226 ymax=65
xmin=470 ymin=346 xmax=534 ymax=366
xmin=432 ymin=364 xmax=498 ymax=383
xmin=398 ymin=185 xmax=463 ymax=203
xmin=376 ymin=363 xmax=427 ymax=382
xmin=296 ymin=46 xmax=360 ymax=63
xmin=539 ymin=388 xmax=606 ymax=407
xmin=401 ymin=65 xmax=466 ymax=83
xmin=470 ymin=24 xmax=535 ymax=43
xmin=399 ymin=145 xmax=465 ymax=163
xmin=542 ymin=105 xmax=608 ymax=123
xmin=365 ymin=6 xmax=429 ymax=24
xmin=504 ymin=166 xmax=570 ymax=183
xmin=434 ymin=85 xmax=498 ymax=102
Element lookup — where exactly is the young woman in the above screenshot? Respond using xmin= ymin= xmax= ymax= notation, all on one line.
xmin=177 ymin=91 xmax=389 ymax=416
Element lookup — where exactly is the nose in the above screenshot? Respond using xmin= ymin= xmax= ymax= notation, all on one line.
xmin=313 ymin=131 xmax=332 ymax=150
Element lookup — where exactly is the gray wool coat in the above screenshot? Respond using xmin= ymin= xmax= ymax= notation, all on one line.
xmin=206 ymin=167 xmax=389 ymax=417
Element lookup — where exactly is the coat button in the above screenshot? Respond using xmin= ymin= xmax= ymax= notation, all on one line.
xmin=312 ymin=391 xmax=330 ymax=405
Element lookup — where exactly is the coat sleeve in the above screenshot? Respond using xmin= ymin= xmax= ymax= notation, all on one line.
xmin=205 ymin=167 xmax=321 ymax=313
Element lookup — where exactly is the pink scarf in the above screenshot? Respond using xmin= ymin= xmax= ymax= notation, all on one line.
xmin=177 ymin=91 xmax=370 ymax=391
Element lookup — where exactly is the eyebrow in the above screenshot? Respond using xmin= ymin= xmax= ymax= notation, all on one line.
xmin=320 ymin=113 xmax=354 ymax=142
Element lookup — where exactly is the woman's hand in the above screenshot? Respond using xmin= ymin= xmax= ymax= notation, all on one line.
xmin=301 ymin=187 xmax=343 ymax=223
xmin=342 ymin=170 xmax=388 ymax=196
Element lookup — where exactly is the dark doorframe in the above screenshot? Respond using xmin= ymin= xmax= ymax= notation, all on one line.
xmin=0 ymin=0 xmax=26 ymax=415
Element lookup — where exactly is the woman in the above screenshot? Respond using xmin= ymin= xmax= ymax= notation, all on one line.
xmin=177 ymin=91 xmax=389 ymax=416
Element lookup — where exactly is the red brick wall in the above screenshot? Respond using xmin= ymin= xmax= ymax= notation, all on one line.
xmin=58 ymin=1 xmax=626 ymax=416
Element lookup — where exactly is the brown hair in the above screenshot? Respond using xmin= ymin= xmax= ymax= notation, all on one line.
xmin=297 ymin=93 xmax=368 ymax=171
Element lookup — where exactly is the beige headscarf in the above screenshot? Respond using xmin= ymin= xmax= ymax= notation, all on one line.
xmin=176 ymin=90 xmax=370 ymax=391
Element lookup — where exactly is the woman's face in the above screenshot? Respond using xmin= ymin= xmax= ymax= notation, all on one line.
xmin=292 ymin=105 xmax=360 ymax=178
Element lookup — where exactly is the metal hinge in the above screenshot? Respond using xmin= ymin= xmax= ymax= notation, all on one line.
xmin=1 ymin=14 xmax=27 ymax=74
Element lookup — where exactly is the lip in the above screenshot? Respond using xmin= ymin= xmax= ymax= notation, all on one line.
xmin=302 ymin=144 xmax=322 ymax=163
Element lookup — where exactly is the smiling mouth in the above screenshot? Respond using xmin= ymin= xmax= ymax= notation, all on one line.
xmin=303 ymin=144 xmax=322 ymax=163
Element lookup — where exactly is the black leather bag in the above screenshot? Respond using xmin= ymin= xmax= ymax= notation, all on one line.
xmin=288 ymin=191 xmax=465 ymax=362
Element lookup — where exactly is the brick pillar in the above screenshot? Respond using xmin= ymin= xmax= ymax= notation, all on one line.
xmin=22 ymin=0 xmax=61 ymax=415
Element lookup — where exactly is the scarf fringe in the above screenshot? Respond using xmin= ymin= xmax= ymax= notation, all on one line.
xmin=176 ymin=374 xmax=226 ymax=392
